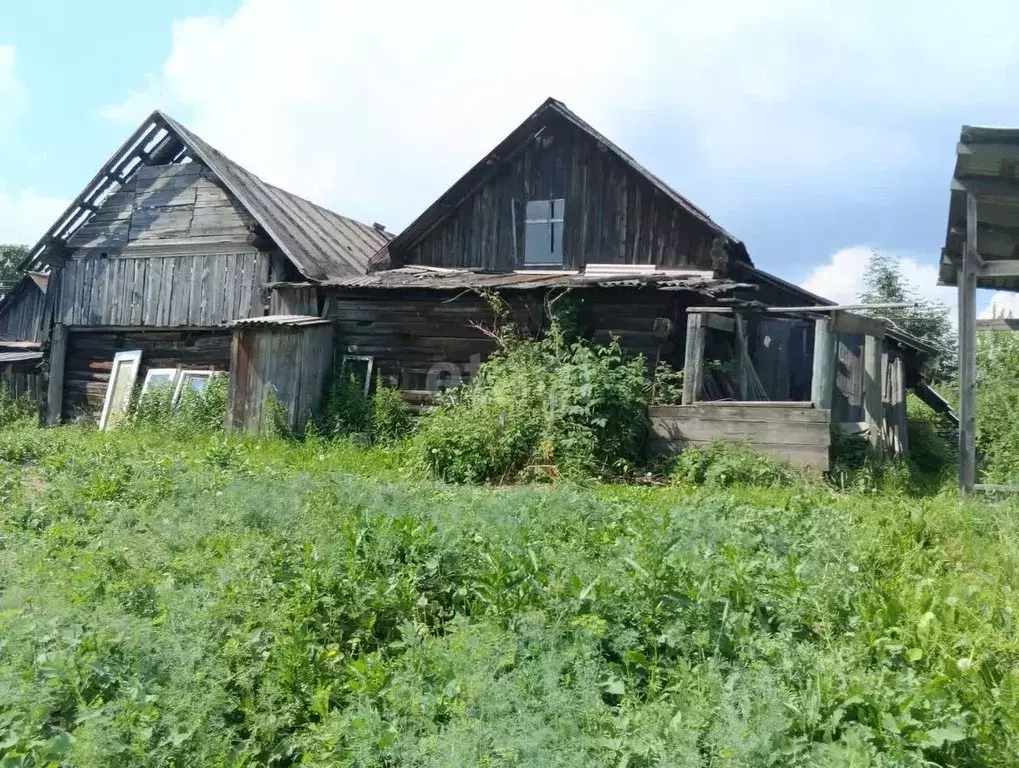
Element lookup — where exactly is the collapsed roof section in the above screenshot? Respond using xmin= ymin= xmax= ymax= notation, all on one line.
xmin=22 ymin=112 xmax=390 ymax=281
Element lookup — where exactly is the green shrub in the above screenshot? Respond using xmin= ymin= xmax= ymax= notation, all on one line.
xmin=0 ymin=388 xmax=38 ymax=429
xmin=669 ymin=440 xmax=793 ymax=487
xmin=130 ymin=375 xmax=227 ymax=436
xmin=415 ymin=325 xmax=649 ymax=483
xmin=320 ymin=372 xmax=412 ymax=446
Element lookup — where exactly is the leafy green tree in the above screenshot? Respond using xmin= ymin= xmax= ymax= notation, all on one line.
xmin=0 ymin=244 xmax=28 ymax=291
xmin=858 ymin=250 xmax=957 ymax=381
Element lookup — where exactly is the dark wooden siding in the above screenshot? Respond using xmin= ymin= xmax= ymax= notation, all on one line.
xmin=228 ymin=324 xmax=333 ymax=433
xmin=0 ymin=284 xmax=47 ymax=343
xmin=402 ymin=114 xmax=722 ymax=272
xmin=63 ymin=329 xmax=231 ymax=416
xmin=325 ymin=287 xmax=689 ymax=395
xmin=1 ymin=361 xmax=42 ymax=405
xmin=58 ymin=251 xmax=268 ymax=327
xmin=56 ymin=162 xmax=275 ymax=329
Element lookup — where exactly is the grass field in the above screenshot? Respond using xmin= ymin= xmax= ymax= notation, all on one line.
xmin=0 ymin=423 xmax=1017 ymax=766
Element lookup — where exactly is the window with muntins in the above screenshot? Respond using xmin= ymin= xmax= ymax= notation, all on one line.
xmin=523 ymin=199 xmax=565 ymax=266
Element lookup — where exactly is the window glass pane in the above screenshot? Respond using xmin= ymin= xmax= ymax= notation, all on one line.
xmin=525 ymin=200 xmax=551 ymax=221
xmin=524 ymin=221 xmax=550 ymax=264
xmin=551 ymin=198 xmax=565 ymax=222
xmin=550 ymin=220 xmax=564 ymax=265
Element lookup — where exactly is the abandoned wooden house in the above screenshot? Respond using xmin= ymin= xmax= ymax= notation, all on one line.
xmin=0 ymin=110 xmax=387 ymax=428
xmin=0 ymin=97 xmax=941 ymax=469
xmin=266 ymin=97 xmax=937 ymax=468
xmin=0 ymin=271 xmax=52 ymax=401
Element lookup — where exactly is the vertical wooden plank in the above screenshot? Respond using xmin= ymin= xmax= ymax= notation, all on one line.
xmin=682 ymin=313 xmax=705 ymax=405
xmin=208 ymin=257 xmax=223 ymax=325
xmin=895 ymin=354 xmax=908 ymax=457
xmin=130 ymin=259 xmax=145 ymax=326
xmin=959 ymin=191 xmax=978 ymax=492
xmin=144 ymin=259 xmax=161 ymax=326
xmin=61 ymin=262 xmax=75 ymax=325
xmin=46 ymin=323 xmax=68 ymax=425
xmin=251 ymin=253 xmax=268 ymax=317
xmin=863 ymin=334 xmax=883 ymax=456
xmin=811 ymin=315 xmax=835 ymax=410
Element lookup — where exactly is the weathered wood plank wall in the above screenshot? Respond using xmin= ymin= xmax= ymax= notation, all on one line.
xmin=270 ymin=285 xmax=319 ymax=316
xmin=63 ymin=330 xmax=231 ymax=417
xmin=228 ymin=324 xmax=334 ymax=433
xmin=0 ymin=362 xmax=42 ymax=404
xmin=67 ymin=163 xmax=255 ymax=255
xmin=58 ymin=252 xmax=267 ymax=327
xmin=0 ymin=280 xmax=51 ymax=343
xmin=324 ymin=287 xmax=687 ymax=394
xmin=401 ymin=113 xmax=726 ymax=272
xmin=648 ymin=403 xmax=832 ymax=471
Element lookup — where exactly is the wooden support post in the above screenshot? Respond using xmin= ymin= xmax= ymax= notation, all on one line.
xmin=863 ymin=334 xmax=883 ymax=456
xmin=682 ymin=312 xmax=705 ymax=405
xmin=892 ymin=354 xmax=908 ymax=457
xmin=811 ymin=315 xmax=835 ymax=410
xmin=959 ymin=192 xmax=979 ymax=492
xmin=46 ymin=323 xmax=68 ymax=426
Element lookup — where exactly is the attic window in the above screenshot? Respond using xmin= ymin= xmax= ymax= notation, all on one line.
xmin=524 ymin=199 xmax=565 ymax=267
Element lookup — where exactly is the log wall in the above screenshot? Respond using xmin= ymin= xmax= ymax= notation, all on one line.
xmin=63 ymin=329 xmax=231 ymax=418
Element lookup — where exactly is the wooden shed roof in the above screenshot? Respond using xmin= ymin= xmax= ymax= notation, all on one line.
xmin=940 ymin=125 xmax=1019 ymax=291
xmin=22 ymin=112 xmax=389 ymax=281
xmin=371 ymin=97 xmax=750 ymax=270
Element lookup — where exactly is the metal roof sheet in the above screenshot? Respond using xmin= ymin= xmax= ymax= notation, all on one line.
xmin=941 ymin=125 xmax=1019 ymax=291
xmin=0 ymin=350 xmax=42 ymax=364
xmin=229 ymin=314 xmax=331 ymax=328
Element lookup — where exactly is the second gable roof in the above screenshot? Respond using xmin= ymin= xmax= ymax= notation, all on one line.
xmin=23 ymin=111 xmax=389 ymax=281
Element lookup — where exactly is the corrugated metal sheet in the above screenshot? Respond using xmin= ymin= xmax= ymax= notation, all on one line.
xmin=320 ymin=266 xmax=747 ymax=294
xmin=942 ymin=125 xmax=1019 ymax=290
xmin=229 ymin=314 xmax=331 ymax=328
xmin=377 ymin=97 xmax=750 ymax=270
xmin=0 ymin=351 xmax=42 ymax=363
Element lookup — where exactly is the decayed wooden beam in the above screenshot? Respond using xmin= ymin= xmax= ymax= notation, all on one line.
xmin=958 ymin=193 xmax=979 ymax=492
xmin=46 ymin=324 xmax=68 ymax=426
xmin=811 ymin=316 xmax=835 ymax=410
xmin=862 ymin=334 xmax=883 ymax=456
xmin=681 ymin=313 xmax=705 ymax=405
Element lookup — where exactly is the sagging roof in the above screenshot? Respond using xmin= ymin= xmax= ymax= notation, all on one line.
xmin=373 ymin=97 xmax=750 ymax=270
xmin=317 ymin=265 xmax=751 ymax=295
xmin=940 ymin=125 xmax=1019 ymax=291
xmin=22 ymin=112 xmax=389 ymax=281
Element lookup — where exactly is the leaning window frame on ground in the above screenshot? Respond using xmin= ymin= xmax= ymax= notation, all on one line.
xmin=172 ymin=370 xmax=219 ymax=407
xmin=341 ymin=355 xmax=374 ymax=397
xmin=98 ymin=350 xmax=143 ymax=430
xmin=140 ymin=368 xmax=181 ymax=399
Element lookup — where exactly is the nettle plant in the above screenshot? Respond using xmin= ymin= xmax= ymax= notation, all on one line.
xmin=415 ymin=302 xmax=650 ymax=484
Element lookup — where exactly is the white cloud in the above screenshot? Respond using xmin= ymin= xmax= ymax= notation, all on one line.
xmin=801 ymin=245 xmax=955 ymax=310
xmin=0 ymin=187 xmax=67 ymax=246
xmin=0 ymin=45 xmax=26 ymax=139
xmin=102 ymin=0 xmax=1019 ymax=231
xmin=801 ymin=245 xmax=1019 ymax=326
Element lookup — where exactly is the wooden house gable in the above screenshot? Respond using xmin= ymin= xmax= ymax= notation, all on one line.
xmin=383 ymin=98 xmax=750 ymax=274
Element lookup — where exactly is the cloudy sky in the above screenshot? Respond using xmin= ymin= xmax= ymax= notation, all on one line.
xmin=3 ymin=0 xmax=1019 ymax=315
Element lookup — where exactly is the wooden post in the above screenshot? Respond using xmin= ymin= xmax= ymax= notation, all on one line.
xmin=959 ymin=192 xmax=978 ymax=492
xmin=863 ymin=333 xmax=883 ymax=456
xmin=811 ymin=315 xmax=835 ymax=410
xmin=682 ymin=312 xmax=705 ymax=405
xmin=892 ymin=354 xmax=908 ymax=457
xmin=46 ymin=323 xmax=68 ymax=426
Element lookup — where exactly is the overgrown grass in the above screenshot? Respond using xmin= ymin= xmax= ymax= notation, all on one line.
xmin=0 ymin=421 xmax=1016 ymax=766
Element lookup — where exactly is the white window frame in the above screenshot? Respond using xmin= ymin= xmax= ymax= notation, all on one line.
xmin=172 ymin=369 xmax=218 ymax=407
xmin=99 ymin=350 xmax=143 ymax=430
xmin=523 ymin=198 xmax=566 ymax=267
xmin=341 ymin=355 xmax=374 ymax=397
xmin=140 ymin=368 xmax=181 ymax=398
